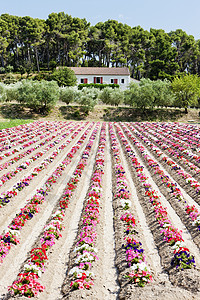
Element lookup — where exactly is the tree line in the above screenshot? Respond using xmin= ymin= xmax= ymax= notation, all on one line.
xmin=0 ymin=12 xmax=200 ymax=80
xmin=1 ymin=74 xmax=199 ymax=114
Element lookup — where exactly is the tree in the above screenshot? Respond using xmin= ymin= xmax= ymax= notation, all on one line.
xmin=77 ymin=87 xmax=99 ymax=114
xmin=169 ymin=29 xmax=199 ymax=74
xmin=99 ymin=87 xmax=113 ymax=104
xmin=0 ymin=83 xmax=7 ymax=102
xmin=50 ymin=67 xmax=77 ymax=86
xmin=5 ymin=82 xmax=20 ymax=102
xmin=171 ymin=74 xmax=200 ymax=113
xmin=141 ymin=78 xmax=175 ymax=107
xmin=0 ymin=18 xmax=10 ymax=68
xmin=124 ymin=79 xmax=174 ymax=111
xmin=135 ymin=81 xmax=155 ymax=111
xmin=59 ymin=86 xmax=76 ymax=104
xmin=17 ymin=80 xmax=59 ymax=113
xmin=147 ymin=29 xmax=179 ymax=80
xmin=99 ymin=87 xmax=124 ymax=106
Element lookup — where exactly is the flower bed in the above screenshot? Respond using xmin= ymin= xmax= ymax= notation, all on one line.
xmin=114 ymin=122 xmax=198 ymax=289
xmin=8 ymin=123 xmax=100 ymax=297
xmin=122 ymin=123 xmax=200 ymax=233
xmin=0 ymin=122 xmax=94 ymax=263
xmin=109 ymin=123 xmax=153 ymax=288
xmin=66 ymin=123 xmax=106 ymax=292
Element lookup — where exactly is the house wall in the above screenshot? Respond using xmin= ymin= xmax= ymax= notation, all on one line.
xmin=76 ymin=74 xmax=130 ymax=90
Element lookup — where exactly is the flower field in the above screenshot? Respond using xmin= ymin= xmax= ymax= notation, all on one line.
xmin=0 ymin=120 xmax=200 ymax=300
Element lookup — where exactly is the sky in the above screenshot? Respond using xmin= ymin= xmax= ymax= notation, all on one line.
xmin=0 ymin=0 xmax=199 ymax=39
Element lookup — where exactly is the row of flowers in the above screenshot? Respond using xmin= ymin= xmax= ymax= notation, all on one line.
xmin=0 ymin=121 xmax=45 ymax=148
xmin=132 ymin=122 xmax=200 ymax=174
xmin=8 ymin=122 xmax=101 ymax=297
xmin=0 ymin=122 xmax=83 ymax=187
xmin=0 ymin=122 xmax=94 ymax=263
xmin=137 ymin=121 xmax=200 ymax=161
xmin=114 ymin=122 xmax=196 ymax=271
xmin=68 ymin=123 xmax=106 ymax=291
xmin=0 ymin=121 xmax=64 ymax=155
xmin=143 ymin=121 xmax=200 ymax=151
xmin=122 ymin=123 xmax=200 ymax=233
xmin=109 ymin=123 xmax=153 ymax=287
xmin=0 ymin=123 xmax=90 ymax=207
xmin=0 ymin=121 xmax=74 ymax=171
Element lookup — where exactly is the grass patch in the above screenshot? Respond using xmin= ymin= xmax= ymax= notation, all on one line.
xmin=0 ymin=119 xmax=34 ymax=129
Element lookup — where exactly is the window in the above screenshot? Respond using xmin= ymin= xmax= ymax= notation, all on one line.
xmin=121 ymin=79 xmax=125 ymax=84
xmin=111 ymin=79 xmax=118 ymax=84
xmin=94 ymin=77 xmax=103 ymax=84
xmin=81 ymin=78 xmax=88 ymax=83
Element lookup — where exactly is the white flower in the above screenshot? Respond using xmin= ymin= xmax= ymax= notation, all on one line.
xmin=131 ymin=262 xmax=150 ymax=272
xmin=24 ymin=263 xmax=42 ymax=277
xmin=120 ymin=199 xmax=131 ymax=208
xmin=162 ymin=223 xmax=171 ymax=228
xmin=9 ymin=229 xmax=20 ymax=236
xmin=171 ymin=241 xmax=186 ymax=251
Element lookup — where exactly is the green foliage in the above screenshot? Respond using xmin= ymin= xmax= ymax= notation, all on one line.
xmin=77 ymin=87 xmax=99 ymax=114
xmin=124 ymin=78 xmax=174 ymax=111
xmin=59 ymin=87 xmax=76 ymax=104
xmin=5 ymin=82 xmax=20 ymax=102
xmin=50 ymin=67 xmax=77 ymax=86
xmin=78 ymin=83 xmax=119 ymax=90
xmin=17 ymin=80 xmax=59 ymax=113
xmin=3 ymin=73 xmax=17 ymax=84
xmin=171 ymin=74 xmax=200 ymax=113
xmin=0 ymin=12 xmax=200 ymax=81
xmin=99 ymin=87 xmax=113 ymax=104
xmin=5 ymin=65 xmax=14 ymax=73
xmin=99 ymin=87 xmax=123 ymax=106
xmin=141 ymin=78 xmax=175 ymax=107
xmin=0 ymin=83 xmax=7 ymax=102
xmin=32 ymin=73 xmax=51 ymax=81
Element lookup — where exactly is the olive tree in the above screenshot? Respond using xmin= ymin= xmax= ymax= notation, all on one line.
xmin=5 ymin=82 xmax=21 ymax=102
xmin=59 ymin=86 xmax=77 ymax=104
xmin=77 ymin=87 xmax=99 ymax=114
xmin=17 ymin=80 xmax=59 ymax=113
xmin=171 ymin=74 xmax=200 ymax=113
xmin=100 ymin=87 xmax=124 ymax=106
xmin=0 ymin=83 xmax=7 ymax=102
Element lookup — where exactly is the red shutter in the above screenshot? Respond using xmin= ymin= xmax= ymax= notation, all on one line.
xmin=84 ymin=78 xmax=88 ymax=84
xmin=100 ymin=77 xmax=103 ymax=84
xmin=94 ymin=77 xmax=96 ymax=83
xmin=114 ymin=79 xmax=118 ymax=84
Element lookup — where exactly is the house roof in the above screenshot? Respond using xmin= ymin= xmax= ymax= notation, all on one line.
xmin=69 ymin=67 xmax=130 ymax=76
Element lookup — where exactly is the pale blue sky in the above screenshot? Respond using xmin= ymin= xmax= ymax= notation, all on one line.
xmin=1 ymin=0 xmax=199 ymax=39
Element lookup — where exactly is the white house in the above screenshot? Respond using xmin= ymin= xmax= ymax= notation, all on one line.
xmin=69 ymin=67 xmax=130 ymax=90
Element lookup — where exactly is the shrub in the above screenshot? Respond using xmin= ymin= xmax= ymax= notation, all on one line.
xmin=100 ymin=87 xmax=124 ymax=106
xmin=77 ymin=87 xmax=99 ymax=113
xmin=78 ymin=83 xmax=119 ymax=90
xmin=3 ymin=73 xmax=17 ymax=84
xmin=59 ymin=87 xmax=76 ymax=104
xmin=5 ymin=82 xmax=21 ymax=102
xmin=0 ymin=83 xmax=7 ymax=102
xmin=17 ymin=80 xmax=59 ymax=113
xmin=50 ymin=67 xmax=77 ymax=87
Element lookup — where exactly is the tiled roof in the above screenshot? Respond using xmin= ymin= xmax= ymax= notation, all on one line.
xmin=69 ymin=67 xmax=130 ymax=75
